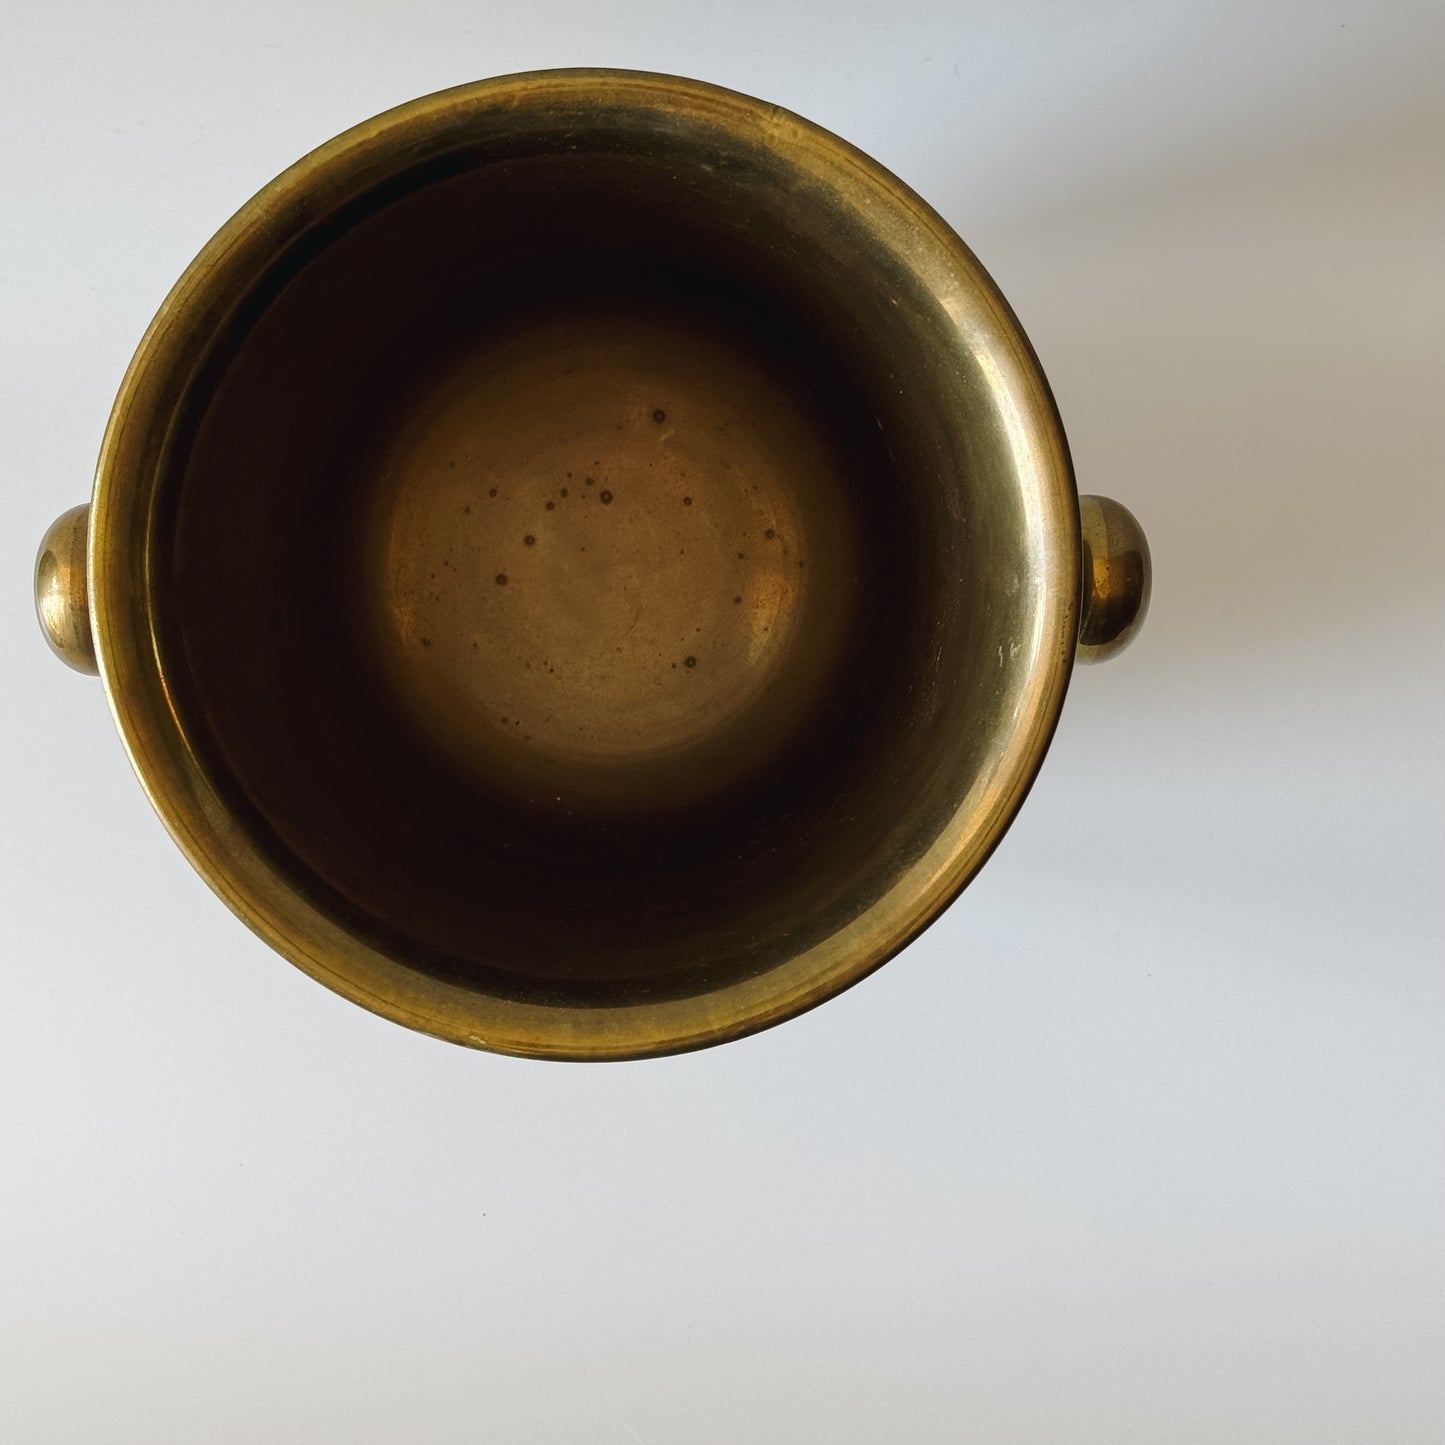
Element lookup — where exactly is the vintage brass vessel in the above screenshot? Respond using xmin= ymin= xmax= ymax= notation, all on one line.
xmin=35 ymin=70 xmax=1149 ymax=1059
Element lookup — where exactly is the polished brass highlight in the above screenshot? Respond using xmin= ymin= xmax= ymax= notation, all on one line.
xmin=1077 ymin=494 xmax=1151 ymax=663
xmin=35 ymin=70 xmax=1150 ymax=1059
xmin=35 ymin=504 xmax=97 ymax=674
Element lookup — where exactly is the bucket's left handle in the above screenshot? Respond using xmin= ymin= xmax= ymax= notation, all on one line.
xmin=36 ymin=504 xmax=98 ymax=674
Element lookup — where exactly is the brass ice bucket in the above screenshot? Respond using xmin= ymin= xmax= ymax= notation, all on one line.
xmin=35 ymin=71 xmax=1149 ymax=1059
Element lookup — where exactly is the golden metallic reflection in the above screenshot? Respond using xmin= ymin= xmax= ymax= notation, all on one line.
xmin=52 ymin=70 xmax=1147 ymax=1059
xmin=34 ymin=504 xmax=97 ymax=674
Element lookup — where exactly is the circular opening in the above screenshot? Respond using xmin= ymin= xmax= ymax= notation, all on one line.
xmin=103 ymin=76 xmax=1071 ymax=1044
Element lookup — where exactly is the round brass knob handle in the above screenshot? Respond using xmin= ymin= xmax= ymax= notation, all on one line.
xmin=35 ymin=503 xmax=98 ymax=674
xmin=1077 ymin=494 xmax=1151 ymax=664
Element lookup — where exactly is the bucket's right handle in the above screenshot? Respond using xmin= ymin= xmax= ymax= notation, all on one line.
xmin=35 ymin=503 xmax=98 ymax=675
xmin=1076 ymin=495 xmax=1151 ymax=664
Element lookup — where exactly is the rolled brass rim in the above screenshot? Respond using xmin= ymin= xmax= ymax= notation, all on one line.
xmin=89 ymin=70 xmax=1079 ymax=1059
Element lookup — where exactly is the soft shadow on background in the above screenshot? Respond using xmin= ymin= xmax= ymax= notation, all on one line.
xmin=2 ymin=3 xmax=1441 ymax=1442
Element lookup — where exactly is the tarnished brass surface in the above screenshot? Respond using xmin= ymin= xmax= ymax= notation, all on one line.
xmin=36 ymin=70 xmax=1149 ymax=1059
xmin=365 ymin=304 xmax=857 ymax=815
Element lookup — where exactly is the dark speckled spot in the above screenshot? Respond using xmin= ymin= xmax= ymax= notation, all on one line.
xmin=684 ymin=656 xmax=697 ymax=668
xmin=599 ymin=490 xmax=614 ymax=505
xmin=496 ymin=574 xmax=508 ymax=585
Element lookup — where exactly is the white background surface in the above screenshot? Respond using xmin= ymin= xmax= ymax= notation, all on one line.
xmin=3 ymin=3 xmax=1442 ymax=1440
